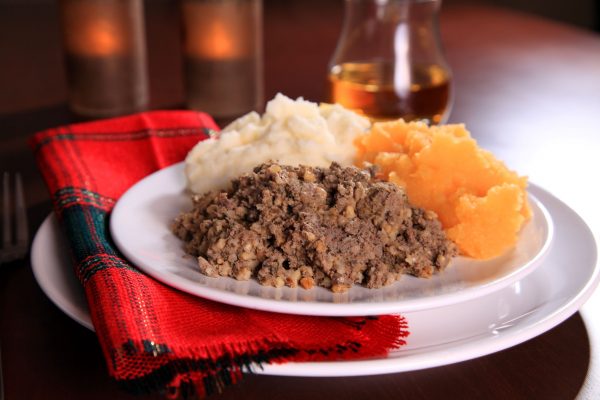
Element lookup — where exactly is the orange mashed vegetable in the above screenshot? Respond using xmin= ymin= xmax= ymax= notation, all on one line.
xmin=354 ymin=120 xmax=531 ymax=259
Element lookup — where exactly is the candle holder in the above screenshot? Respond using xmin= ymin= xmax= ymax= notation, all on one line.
xmin=180 ymin=0 xmax=264 ymax=119
xmin=59 ymin=0 xmax=149 ymax=118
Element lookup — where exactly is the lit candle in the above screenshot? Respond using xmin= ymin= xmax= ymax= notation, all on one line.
xmin=59 ymin=0 xmax=148 ymax=118
xmin=181 ymin=0 xmax=264 ymax=119
xmin=182 ymin=0 xmax=252 ymax=60
xmin=67 ymin=18 xmax=124 ymax=57
xmin=61 ymin=0 xmax=128 ymax=56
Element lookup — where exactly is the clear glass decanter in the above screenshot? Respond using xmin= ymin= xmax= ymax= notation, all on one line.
xmin=328 ymin=0 xmax=452 ymax=124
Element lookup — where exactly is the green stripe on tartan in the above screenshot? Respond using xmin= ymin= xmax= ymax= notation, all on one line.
xmin=54 ymin=187 xmax=115 ymax=210
xmin=59 ymin=203 xmax=140 ymax=283
xmin=35 ymin=133 xmax=75 ymax=149
xmin=33 ymin=127 xmax=210 ymax=152
xmin=114 ymin=347 xmax=298 ymax=397
xmin=79 ymin=254 xmax=138 ymax=283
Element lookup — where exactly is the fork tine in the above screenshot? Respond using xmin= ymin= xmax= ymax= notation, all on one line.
xmin=2 ymin=172 xmax=10 ymax=249
xmin=15 ymin=173 xmax=28 ymax=248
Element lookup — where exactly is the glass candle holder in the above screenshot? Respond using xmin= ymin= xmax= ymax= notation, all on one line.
xmin=328 ymin=0 xmax=452 ymax=124
xmin=180 ymin=0 xmax=264 ymax=119
xmin=59 ymin=0 xmax=149 ymax=118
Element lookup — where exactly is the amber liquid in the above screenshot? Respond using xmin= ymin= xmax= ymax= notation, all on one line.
xmin=327 ymin=62 xmax=451 ymax=124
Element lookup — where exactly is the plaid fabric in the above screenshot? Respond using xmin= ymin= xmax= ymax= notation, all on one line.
xmin=30 ymin=111 xmax=409 ymax=398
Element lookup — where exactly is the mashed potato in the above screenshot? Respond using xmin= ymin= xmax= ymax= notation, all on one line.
xmin=185 ymin=93 xmax=371 ymax=194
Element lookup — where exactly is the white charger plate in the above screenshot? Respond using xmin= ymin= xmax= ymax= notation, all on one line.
xmin=30 ymin=183 xmax=599 ymax=376
xmin=109 ymin=162 xmax=553 ymax=316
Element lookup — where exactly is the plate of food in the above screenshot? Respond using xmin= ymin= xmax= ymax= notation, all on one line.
xmin=31 ymin=181 xmax=598 ymax=374
xmin=110 ymin=94 xmax=554 ymax=316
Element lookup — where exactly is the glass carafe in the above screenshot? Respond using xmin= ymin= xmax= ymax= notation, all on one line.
xmin=327 ymin=0 xmax=451 ymax=124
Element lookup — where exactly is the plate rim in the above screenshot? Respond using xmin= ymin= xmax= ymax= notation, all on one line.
xmin=109 ymin=162 xmax=555 ymax=316
xmin=30 ymin=215 xmax=94 ymax=331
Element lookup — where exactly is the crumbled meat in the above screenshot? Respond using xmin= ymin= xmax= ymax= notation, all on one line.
xmin=172 ymin=162 xmax=457 ymax=292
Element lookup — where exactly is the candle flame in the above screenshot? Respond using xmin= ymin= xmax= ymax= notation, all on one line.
xmin=83 ymin=20 xmax=122 ymax=56
xmin=62 ymin=1 xmax=125 ymax=57
xmin=182 ymin=1 xmax=252 ymax=60
xmin=206 ymin=21 xmax=238 ymax=59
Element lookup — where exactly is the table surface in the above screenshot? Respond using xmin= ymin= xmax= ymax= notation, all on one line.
xmin=1 ymin=1 xmax=600 ymax=399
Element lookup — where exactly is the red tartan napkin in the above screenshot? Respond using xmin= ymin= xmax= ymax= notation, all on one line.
xmin=30 ymin=111 xmax=409 ymax=398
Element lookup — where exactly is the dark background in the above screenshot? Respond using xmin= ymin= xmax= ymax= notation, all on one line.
xmin=456 ymin=0 xmax=599 ymax=31
xmin=1 ymin=0 xmax=599 ymax=116
xmin=0 ymin=0 xmax=597 ymax=30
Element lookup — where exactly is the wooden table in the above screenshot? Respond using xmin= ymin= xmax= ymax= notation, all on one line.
xmin=1 ymin=1 xmax=599 ymax=399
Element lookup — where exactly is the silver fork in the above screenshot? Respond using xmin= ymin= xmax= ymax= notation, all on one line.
xmin=1 ymin=172 xmax=29 ymax=264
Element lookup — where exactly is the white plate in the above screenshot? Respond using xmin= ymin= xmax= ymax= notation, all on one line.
xmin=109 ymin=162 xmax=553 ymax=316
xmin=30 ymin=184 xmax=599 ymax=375
xmin=31 ymin=214 xmax=93 ymax=331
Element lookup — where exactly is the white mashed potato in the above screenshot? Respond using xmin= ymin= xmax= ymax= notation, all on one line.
xmin=185 ymin=93 xmax=371 ymax=194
